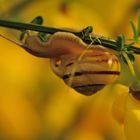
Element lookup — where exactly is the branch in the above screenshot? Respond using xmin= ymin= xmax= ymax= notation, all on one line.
xmin=0 ymin=19 xmax=140 ymax=54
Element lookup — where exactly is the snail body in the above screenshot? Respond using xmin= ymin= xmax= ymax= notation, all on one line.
xmin=24 ymin=32 xmax=120 ymax=95
xmin=24 ymin=32 xmax=87 ymax=58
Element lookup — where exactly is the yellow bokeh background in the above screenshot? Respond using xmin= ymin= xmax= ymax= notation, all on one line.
xmin=0 ymin=0 xmax=140 ymax=140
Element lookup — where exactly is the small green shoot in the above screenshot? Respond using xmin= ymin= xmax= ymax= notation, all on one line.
xmin=31 ymin=16 xmax=43 ymax=25
xmin=116 ymin=35 xmax=125 ymax=50
xmin=81 ymin=26 xmax=93 ymax=39
xmin=130 ymin=10 xmax=140 ymax=43
xmin=38 ymin=32 xmax=51 ymax=42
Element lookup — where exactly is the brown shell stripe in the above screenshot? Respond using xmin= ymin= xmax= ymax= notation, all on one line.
xmin=65 ymin=58 xmax=119 ymax=67
xmin=63 ymin=71 xmax=120 ymax=79
xmin=73 ymin=84 xmax=105 ymax=95
xmin=72 ymin=84 xmax=105 ymax=88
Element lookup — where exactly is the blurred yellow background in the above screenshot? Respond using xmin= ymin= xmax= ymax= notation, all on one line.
xmin=0 ymin=0 xmax=139 ymax=140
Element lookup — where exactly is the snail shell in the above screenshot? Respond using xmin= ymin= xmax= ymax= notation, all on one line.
xmin=49 ymin=33 xmax=120 ymax=95
xmin=24 ymin=32 xmax=120 ymax=95
xmin=51 ymin=48 xmax=120 ymax=95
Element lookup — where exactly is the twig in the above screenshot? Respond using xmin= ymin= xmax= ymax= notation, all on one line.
xmin=0 ymin=19 xmax=140 ymax=54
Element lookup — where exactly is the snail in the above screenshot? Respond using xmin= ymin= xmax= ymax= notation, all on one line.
xmin=0 ymin=31 xmax=120 ymax=95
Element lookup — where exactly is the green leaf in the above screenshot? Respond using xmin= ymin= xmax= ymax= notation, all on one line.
xmin=116 ymin=35 xmax=125 ymax=49
xmin=121 ymin=52 xmax=135 ymax=64
xmin=85 ymin=26 xmax=93 ymax=34
xmin=137 ymin=9 xmax=140 ymax=37
xmin=38 ymin=32 xmax=51 ymax=42
xmin=31 ymin=16 xmax=44 ymax=25
xmin=130 ymin=21 xmax=137 ymax=40
xmin=127 ymin=52 xmax=135 ymax=63
xmin=82 ymin=26 xmax=93 ymax=37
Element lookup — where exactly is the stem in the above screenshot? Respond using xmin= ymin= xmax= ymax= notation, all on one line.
xmin=0 ymin=19 xmax=140 ymax=54
xmin=0 ymin=19 xmax=75 ymax=34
